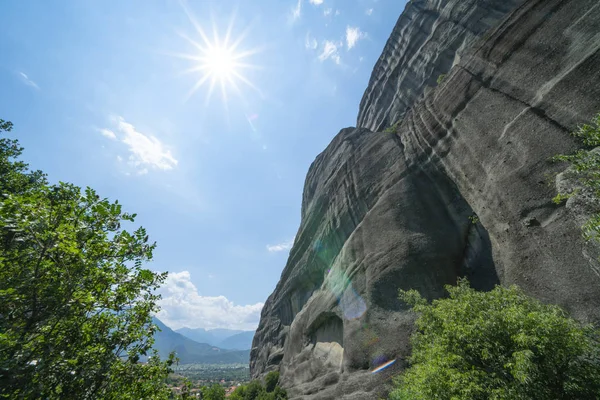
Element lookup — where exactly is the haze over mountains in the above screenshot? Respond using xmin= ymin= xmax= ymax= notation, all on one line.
xmin=175 ymin=327 xmax=254 ymax=350
xmin=152 ymin=318 xmax=252 ymax=364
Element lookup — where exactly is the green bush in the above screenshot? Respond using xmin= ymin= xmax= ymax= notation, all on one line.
xmin=229 ymin=376 xmax=287 ymax=400
xmin=264 ymin=371 xmax=280 ymax=392
xmin=436 ymin=74 xmax=446 ymax=84
xmin=383 ymin=120 xmax=401 ymax=134
xmin=390 ymin=279 xmax=600 ymax=400
xmin=553 ymin=112 xmax=600 ymax=240
xmin=202 ymin=383 xmax=226 ymax=400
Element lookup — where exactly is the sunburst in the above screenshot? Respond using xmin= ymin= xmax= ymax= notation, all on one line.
xmin=174 ymin=2 xmax=262 ymax=106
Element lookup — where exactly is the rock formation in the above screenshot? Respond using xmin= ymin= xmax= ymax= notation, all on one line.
xmin=251 ymin=0 xmax=600 ymax=398
xmin=357 ymin=0 xmax=525 ymax=132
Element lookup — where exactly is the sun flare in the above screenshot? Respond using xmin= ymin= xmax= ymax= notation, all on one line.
xmin=173 ymin=3 xmax=262 ymax=105
xmin=204 ymin=46 xmax=236 ymax=79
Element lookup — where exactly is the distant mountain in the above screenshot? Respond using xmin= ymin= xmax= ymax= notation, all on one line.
xmin=209 ymin=328 xmax=245 ymax=342
xmin=175 ymin=327 xmax=253 ymax=349
xmin=174 ymin=327 xmax=220 ymax=346
xmin=152 ymin=318 xmax=249 ymax=364
xmin=217 ymin=331 xmax=255 ymax=350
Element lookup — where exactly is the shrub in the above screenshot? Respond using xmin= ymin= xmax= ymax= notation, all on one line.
xmin=383 ymin=120 xmax=402 ymax=134
xmin=437 ymin=74 xmax=446 ymax=84
xmin=553 ymin=113 xmax=600 ymax=240
xmin=229 ymin=376 xmax=287 ymax=400
xmin=202 ymin=383 xmax=226 ymax=400
xmin=264 ymin=371 xmax=280 ymax=392
xmin=389 ymin=279 xmax=600 ymax=400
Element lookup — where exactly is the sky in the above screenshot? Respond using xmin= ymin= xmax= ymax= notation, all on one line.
xmin=0 ymin=0 xmax=407 ymax=331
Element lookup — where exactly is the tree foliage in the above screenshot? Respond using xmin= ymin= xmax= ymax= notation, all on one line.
xmin=553 ymin=112 xmax=600 ymax=240
xmin=0 ymin=120 xmax=175 ymax=399
xmin=202 ymin=383 xmax=226 ymax=400
xmin=390 ymin=279 xmax=600 ymax=400
xmin=229 ymin=375 xmax=287 ymax=400
xmin=264 ymin=370 xmax=279 ymax=393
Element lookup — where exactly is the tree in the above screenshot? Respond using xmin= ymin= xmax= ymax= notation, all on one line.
xmin=228 ymin=384 xmax=247 ymax=400
xmin=264 ymin=371 xmax=279 ymax=392
xmin=202 ymin=384 xmax=225 ymax=400
xmin=229 ymin=378 xmax=287 ymax=400
xmin=244 ymin=380 xmax=264 ymax=400
xmin=0 ymin=120 xmax=175 ymax=399
xmin=390 ymin=279 xmax=600 ymax=400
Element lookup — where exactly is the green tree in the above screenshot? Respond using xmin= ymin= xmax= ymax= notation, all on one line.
xmin=257 ymin=385 xmax=287 ymax=400
xmin=244 ymin=380 xmax=265 ymax=400
xmin=390 ymin=279 xmax=600 ymax=400
xmin=202 ymin=383 xmax=225 ymax=400
xmin=230 ymin=378 xmax=287 ymax=400
xmin=0 ymin=120 xmax=175 ymax=399
xmin=264 ymin=371 xmax=279 ymax=392
xmin=228 ymin=384 xmax=247 ymax=400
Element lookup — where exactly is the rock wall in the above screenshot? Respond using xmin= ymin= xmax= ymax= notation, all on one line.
xmin=357 ymin=0 xmax=524 ymax=132
xmin=251 ymin=0 xmax=600 ymax=399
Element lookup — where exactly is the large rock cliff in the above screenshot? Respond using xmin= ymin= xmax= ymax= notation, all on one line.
xmin=251 ymin=0 xmax=600 ymax=398
xmin=356 ymin=0 xmax=524 ymax=132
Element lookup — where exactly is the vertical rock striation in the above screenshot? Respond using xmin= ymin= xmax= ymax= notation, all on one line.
xmin=252 ymin=0 xmax=600 ymax=399
xmin=357 ymin=0 xmax=524 ymax=132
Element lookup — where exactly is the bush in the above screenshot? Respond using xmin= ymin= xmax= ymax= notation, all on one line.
xmin=229 ymin=376 xmax=287 ymax=400
xmin=389 ymin=279 xmax=600 ymax=400
xmin=553 ymin=112 xmax=600 ymax=240
xmin=202 ymin=383 xmax=226 ymax=400
xmin=436 ymin=74 xmax=446 ymax=84
xmin=383 ymin=120 xmax=401 ymax=134
xmin=264 ymin=371 xmax=279 ymax=392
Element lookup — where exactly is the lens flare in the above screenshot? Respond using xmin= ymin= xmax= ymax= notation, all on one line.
xmin=371 ymin=359 xmax=396 ymax=374
xmin=319 ymin=243 xmax=367 ymax=320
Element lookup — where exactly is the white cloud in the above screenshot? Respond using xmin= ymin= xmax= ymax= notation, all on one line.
xmin=116 ymin=155 xmax=123 ymax=162
xmin=305 ymin=32 xmax=318 ymax=50
xmin=335 ymin=9 xmax=340 ymax=16
xmin=290 ymin=0 xmax=302 ymax=22
xmin=18 ymin=72 xmax=39 ymax=90
xmin=318 ymin=40 xmax=341 ymax=64
xmin=323 ymin=8 xmax=332 ymax=16
xmin=309 ymin=0 xmax=323 ymax=4
xmin=102 ymin=116 xmax=178 ymax=173
xmin=98 ymin=128 xmax=117 ymax=140
xmin=266 ymin=239 xmax=294 ymax=252
xmin=366 ymin=8 xmax=374 ymax=16
xmin=346 ymin=26 xmax=366 ymax=50
xmin=156 ymin=271 xmax=264 ymax=330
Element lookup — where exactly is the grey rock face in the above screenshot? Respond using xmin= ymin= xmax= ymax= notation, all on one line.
xmin=252 ymin=0 xmax=600 ymax=399
xmin=357 ymin=0 xmax=524 ymax=132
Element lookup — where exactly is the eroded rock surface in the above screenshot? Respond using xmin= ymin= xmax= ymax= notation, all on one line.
xmin=356 ymin=0 xmax=524 ymax=132
xmin=252 ymin=0 xmax=600 ymax=398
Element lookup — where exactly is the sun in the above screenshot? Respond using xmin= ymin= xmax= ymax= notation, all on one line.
xmin=204 ymin=46 xmax=236 ymax=80
xmin=173 ymin=3 xmax=262 ymax=105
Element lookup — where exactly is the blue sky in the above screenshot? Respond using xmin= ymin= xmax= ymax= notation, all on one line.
xmin=0 ymin=0 xmax=406 ymax=331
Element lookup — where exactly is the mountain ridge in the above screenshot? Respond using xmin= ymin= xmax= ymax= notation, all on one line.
xmin=175 ymin=327 xmax=254 ymax=350
xmin=152 ymin=318 xmax=250 ymax=364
